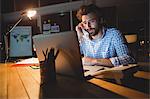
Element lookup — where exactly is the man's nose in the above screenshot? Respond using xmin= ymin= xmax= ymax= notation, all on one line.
xmin=86 ymin=22 xmax=91 ymax=28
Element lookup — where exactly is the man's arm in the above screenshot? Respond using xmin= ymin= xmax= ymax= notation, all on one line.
xmin=82 ymin=57 xmax=114 ymax=67
xmin=110 ymin=29 xmax=136 ymax=66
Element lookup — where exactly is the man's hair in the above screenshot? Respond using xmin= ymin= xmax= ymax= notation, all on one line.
xmin=76 ymin=4 xmax=102 ymax=21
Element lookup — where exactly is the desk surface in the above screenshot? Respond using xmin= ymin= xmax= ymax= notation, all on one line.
xmin=0 ymin=63 xmax=149 ymax=99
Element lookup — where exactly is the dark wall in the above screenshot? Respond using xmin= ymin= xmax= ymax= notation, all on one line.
xmin=1 ymin=0 xmax=14 ymax=13
xmin=1 ymin=0 xmax=71 ymax=13
xmin=41 ymin=12 xmax=71 ymax=33
xmin=0 ymin=0 xmax=1 ymax=61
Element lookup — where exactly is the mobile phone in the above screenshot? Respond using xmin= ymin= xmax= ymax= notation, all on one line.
xmin=82 ymin=29 xmax=89 ymax=37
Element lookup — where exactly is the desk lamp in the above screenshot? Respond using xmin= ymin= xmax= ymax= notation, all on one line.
xmin=4 ymin=9 xmax=37 ymax=63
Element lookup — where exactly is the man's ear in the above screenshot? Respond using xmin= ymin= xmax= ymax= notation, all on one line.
xmin=97 ymin=17 xmax=103 ymax=27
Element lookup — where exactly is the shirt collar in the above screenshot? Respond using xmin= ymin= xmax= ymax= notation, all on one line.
xmin=91 ymin=27 xmax=106 ymax=42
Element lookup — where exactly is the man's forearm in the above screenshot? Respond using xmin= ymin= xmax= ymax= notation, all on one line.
xmin=82 ymin=57 xmax=114 ymax=67
xmin=95 ymin=58 xmax=114 ymax=67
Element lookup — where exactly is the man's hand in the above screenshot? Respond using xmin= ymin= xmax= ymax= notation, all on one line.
xmin=75 ymin=23 xmax=84 ymax=40
xmin=75 ymin=22 xmax=85 ymax=33
xmin=76 ymin=23 xmax=92 ymax=40
xmin=82 ymin=57 xmax=97 ymax=66
xmin=82 ymin=56 xmax=114 ymax=67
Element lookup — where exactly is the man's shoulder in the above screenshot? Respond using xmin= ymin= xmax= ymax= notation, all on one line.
xmin=105 ymin=27 xmax=121 ymax=36
xmin=106 ymin=27 xmax=118 ymax=32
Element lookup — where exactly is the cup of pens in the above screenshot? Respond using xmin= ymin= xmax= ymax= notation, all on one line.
xmin=40 ymin=48 xmax=59 ymax=86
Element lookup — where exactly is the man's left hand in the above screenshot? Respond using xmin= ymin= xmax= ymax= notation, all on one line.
xmin=82 ymin=57 xmax=97 ymax=66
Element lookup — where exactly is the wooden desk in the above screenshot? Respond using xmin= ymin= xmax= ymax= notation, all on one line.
xmin=0 ymin=63 xmax=149 ymax=99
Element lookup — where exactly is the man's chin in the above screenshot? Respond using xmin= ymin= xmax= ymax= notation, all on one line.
xmin=89 ymin=32 xmax=95 ymax=36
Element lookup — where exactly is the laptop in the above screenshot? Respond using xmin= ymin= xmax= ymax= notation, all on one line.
xmin=32 ymin=31 xmax=107 ymax=79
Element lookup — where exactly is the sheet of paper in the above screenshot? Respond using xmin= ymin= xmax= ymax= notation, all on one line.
xmin=83 ymin=65 xmax=109 ymax=76
xmin=11 ymin=57 xmax=40 ymax=67
xmin=16 ymin=57 xmax=39 ymax=64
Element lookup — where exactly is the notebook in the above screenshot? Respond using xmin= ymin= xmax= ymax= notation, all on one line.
xmin=32 ymin=31 xmax=104 ymax=79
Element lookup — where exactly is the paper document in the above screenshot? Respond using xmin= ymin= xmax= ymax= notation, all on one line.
xmin=16 ymin=57 xmax=39 ymax=64
xmin=83 ymin=64 xmax=138 ymax=78
xmin=11 ymin=57 xmax=40 ymax=67
xmin=83 ymin=65 xmax=110 ymax=76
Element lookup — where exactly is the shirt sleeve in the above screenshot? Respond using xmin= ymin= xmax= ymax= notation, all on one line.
xmin=109 ymin=29 xmax=136 ymax=66
xmin=79 ymin=43 xmax=84 ymax=55
xmin=77 ymin=30 xmax=90 ymax=56
xmin=77 ymin=35 xmax=85 ymax=55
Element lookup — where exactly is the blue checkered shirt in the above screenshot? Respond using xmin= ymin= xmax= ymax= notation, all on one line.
xmin=79 ymin=28 xmax=136 ymax=66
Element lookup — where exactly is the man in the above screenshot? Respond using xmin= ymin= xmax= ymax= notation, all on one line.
xmin=75 ymin=4 xmax=136 ymax=67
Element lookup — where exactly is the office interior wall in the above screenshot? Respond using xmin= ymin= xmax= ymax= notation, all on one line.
xmin=0 ymin=0 xmax=1 ymax=61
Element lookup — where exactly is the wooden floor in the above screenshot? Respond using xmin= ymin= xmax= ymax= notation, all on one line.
xmin=0 ymin=63 xmax=149 ymax=99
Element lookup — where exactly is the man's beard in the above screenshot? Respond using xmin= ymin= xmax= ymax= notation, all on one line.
xmin=87 ymin=28 xmax=99 ymax=36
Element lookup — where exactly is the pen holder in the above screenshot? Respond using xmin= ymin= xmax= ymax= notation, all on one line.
xmin=40 ymin=48 xmax=58 ymax=86
xmin=40 ymin=61 xmax=56 ymax=86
